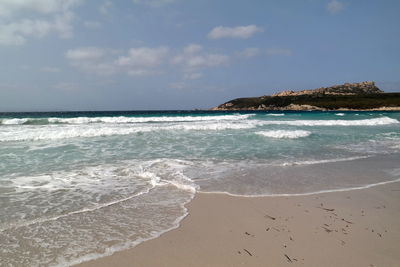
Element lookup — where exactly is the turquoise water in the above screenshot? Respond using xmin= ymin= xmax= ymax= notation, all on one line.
xmin=0 ymin=111 xmax=399 ymax=266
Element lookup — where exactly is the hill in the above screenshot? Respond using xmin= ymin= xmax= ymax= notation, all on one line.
xmin=211 ymin=81 xmax=400 ymax=111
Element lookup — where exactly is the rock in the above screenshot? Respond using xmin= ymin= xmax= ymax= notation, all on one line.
xmin=272 ymin=81 xmax=383 ymax=97
xmin=282 ymin=104 xmax=326 ymax=111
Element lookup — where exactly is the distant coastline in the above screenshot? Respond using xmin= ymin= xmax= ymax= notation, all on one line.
xmin=211 ymin=81 xmax=400 ymax=111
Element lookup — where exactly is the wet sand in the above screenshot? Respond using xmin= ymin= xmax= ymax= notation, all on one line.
xmin=78 ymin=182 xmax=400 ymax=266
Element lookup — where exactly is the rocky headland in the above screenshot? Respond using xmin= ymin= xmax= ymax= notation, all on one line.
xmin=211 ymin=81 xmax=400 ymax=111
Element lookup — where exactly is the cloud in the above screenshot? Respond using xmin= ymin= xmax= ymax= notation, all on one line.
xmin=67 ymin=44 xmax=231 ymax=78
xmin=208 ymin=25 xmax=263 ymax=39
xmin=0 ymin=0 xmax=82 ymax=17
xmin=172 ymin=44 xmax=229 ymax=84
xmin=173 ymin=44 xmax=230 ymax=69
xmin=183 ymin=43 xmax=203 ymax=54
xmin=237 ymin=47 xmax=260 ymax=58
xmin=266 ymin=48 xmax=292 ymax=56
xmin=66 ymin=46 xmax=170 ymax=76
xmin=66 ymin=47 xmax=115 ymax=75
xmin=116 ymin=47 xmax=169 ymax=68
xmin=83 ymin=21 xmax=102 ymax=29
xmin=0 ymin=12 xmax=74 ymax=45
xmin=66 ymin=47 xmax=105 ymax=61
xmin=99 ymin=1 xmax=113 ymax=15
xmin=0 ymin=0 xmax=81 ymax=45
xmin=132 ymin=0 xmax=177 ymax=7
xmin=327 ymin=0 xmax=345 ymax=14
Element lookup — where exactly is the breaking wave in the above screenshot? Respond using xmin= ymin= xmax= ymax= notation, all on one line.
xmin=0 ymin=114 xmax=254 ymax=125
xmin=256 ymin=130 xmax=311 ymax=139
xmin=0 ymin=122 xmax=255 ymax=142
xmin=258 ymin=117 xmax=398 ymax=126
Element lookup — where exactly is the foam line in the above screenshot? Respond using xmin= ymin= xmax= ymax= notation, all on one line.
xmin=200 ymin=177 xmax=400 ymax=198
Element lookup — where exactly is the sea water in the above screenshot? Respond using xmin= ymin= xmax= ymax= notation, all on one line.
xmin=0 ymin=110 xmax=399 ymax=266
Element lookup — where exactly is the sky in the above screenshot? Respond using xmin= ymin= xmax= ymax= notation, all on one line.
xmin=0 ymin=0 xmax=399 ymax=111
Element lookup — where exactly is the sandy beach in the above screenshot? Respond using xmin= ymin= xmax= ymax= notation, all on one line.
xmin=78 ymin=181 xmax=400 ymax=267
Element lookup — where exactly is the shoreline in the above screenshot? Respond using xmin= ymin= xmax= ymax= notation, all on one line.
xmin=210 ymin=106 xmax=400 ymax=111
xmin=77 ymin=181 xmax=400 ymax=267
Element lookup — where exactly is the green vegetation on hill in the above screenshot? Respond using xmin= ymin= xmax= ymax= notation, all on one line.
xmin=216 ymin=93 xmax=400 ymax=110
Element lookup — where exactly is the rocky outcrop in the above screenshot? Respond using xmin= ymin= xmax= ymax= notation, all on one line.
xmin=281 ymin=104 xmax=326 ymax=111
xmin=211 ymin=81 xmax=400 ymax=111
xmin=272 ymin=81 xmax=383 ymax=97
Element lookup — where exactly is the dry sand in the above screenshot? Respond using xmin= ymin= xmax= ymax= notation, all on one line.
xmin=78 ymin=182 xmax=400 ymax=267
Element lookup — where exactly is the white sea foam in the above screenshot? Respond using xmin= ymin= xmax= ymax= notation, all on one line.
xmin=256 ymin=130 xmax=311 ymax=139
xmin=280 ymin=156 xmax=371 ymax=166
xmin=258 ymin=117 xmax=399 ymax=126
xmin=335 ymin=113 xmax=345 ymax=116
xmin=0 ymin=114 xmax=254 ymax=125
xmin=48 ymin=114 xmax=254 ymax=124
xmin=3 ymin=159 xmax=196 ymax=232
xmin=0 ymin=126 xmax=149 ymax=142
xmin=266 ymin=113 xmax=285 ymax=116
xmin=0 ymin=121 xmax=256 ymax=142
xmin=201 ymin=177 xmax=400 ymax=197
xmin=0 ymin=158 xmax=196 ymax=267
xmin=1 ymin=118 xmax=29 ymax=125
xmin=164 ymin=122 xmax=254 ymax=131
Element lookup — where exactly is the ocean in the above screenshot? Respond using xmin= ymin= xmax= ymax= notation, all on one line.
xmin=1 ymin=110 xmax=399 ymax=266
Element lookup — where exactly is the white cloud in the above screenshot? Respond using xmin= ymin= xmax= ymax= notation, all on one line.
xmin=172 ymin=44 xmax=229 ymax=83
xmin=0 ymin=12 xmax=74 ymax=45
xmin=0 ymin=0 xmax=81 ymax=17
xmin=208 ymin=25 xmax=263 ymax=39
xmin=173 ymin=44 xmax=229 ymax=69
xmin=327 ymin=0 xmax=345 ymax=14
xmin=0 ymin=0 xmax=81 ymax=45
xmin=99 ymin=0 xmax=113 ymax=15
xmin=83 ymin=20 xmax=102 ymax=29
xmin=66 ymin=46 xmax=170 ymax=76
xmin=66 ymin=47 xmax=114 ymax=75
xmin=116 ymin=47 xmax=169 ymax=68
xmin=266 ymin=48 xmax=292 ymax=56
xmin=66 ymin=47 xmax=105 ymax=61
xmin=237 ymin=47 xmax=260 ymax=58
xmin=67 ymin=44 xmax=231 ymax=77
xmin=132 ymin=0 xmax=177 ymax=7
xmin=183 ymin=43 xmax=203 ymax=54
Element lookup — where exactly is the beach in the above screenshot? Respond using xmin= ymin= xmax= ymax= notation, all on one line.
xmin=79 ymin=181 xmax=400 ymax=267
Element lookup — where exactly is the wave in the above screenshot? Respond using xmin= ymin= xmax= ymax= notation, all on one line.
xmin=0 ymin=126 xmax=148 ymax=142
xmin=256 ymin=130 xmax=311 ymax=139
xmin=0 ymin=122 xmax=255 ymax=142
xmin=1 ymin=118 xmax=29 ymax=125
xmin=0 ymin=114 xmax=254 ymax=125
xmin=3 ymin=159 xmax=197 ymax=231
xmin=266 ymin=113 xmax=285 ymax=116
xmin=200 ymin=177 xmax=400 ymax=197
xmin=335 ymin=113 xmax=345 ymax=116
xmin=259 ymin=117 xmax=399 ymax=126
xmin=280 ymin=156 xmax=371 ymax=166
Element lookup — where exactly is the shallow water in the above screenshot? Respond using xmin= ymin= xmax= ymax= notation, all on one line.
xmin=0 ymin=110 xmax=399 ymax=266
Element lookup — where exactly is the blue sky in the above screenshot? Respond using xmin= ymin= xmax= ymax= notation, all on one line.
xmin=0 ymin=0 xmax=399 ymax=111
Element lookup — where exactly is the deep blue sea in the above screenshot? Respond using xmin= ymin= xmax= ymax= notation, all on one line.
xmin=1 ymin=110 xmax=399 ymax=266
